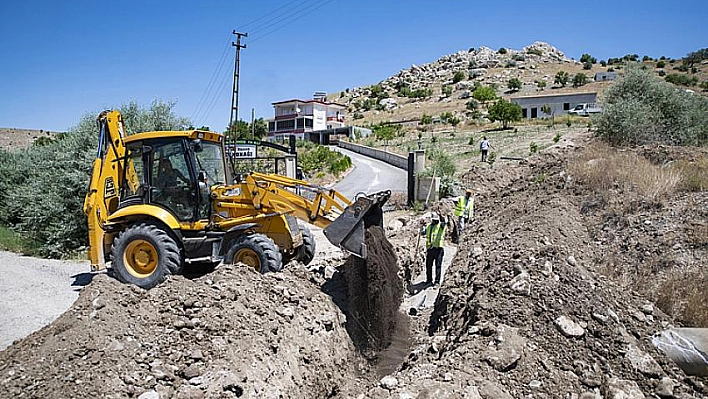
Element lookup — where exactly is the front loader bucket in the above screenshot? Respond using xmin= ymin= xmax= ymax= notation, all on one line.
xmin=323 ymin=190 xmax=391 ymax=258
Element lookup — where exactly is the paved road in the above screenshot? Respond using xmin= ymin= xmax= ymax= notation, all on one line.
xmin=331 ymin=146 xmax=407 ymax=199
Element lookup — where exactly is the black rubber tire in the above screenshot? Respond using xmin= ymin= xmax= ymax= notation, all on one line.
xmin=224 ymin=233 xmax=283 ymax=273
xmin=295 ymin=221 xmax=316 ymax=266
xmin=111 ymin=223 xmax=182 ymax=289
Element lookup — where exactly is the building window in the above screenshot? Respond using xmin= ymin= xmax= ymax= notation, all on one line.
xmin=305 ymin=118 xmax=313 ymax=128
xmin=531 ymin=108 xmax=538 ymax=118
xmin=296 ymin=118 xmax=304 ymax=129
xmin=522 ymin=108 xmax=528 ymax=118
xmin=563 ymin=103 xmax=570 ymax=111
xmin=277 ymin=119 xmax=295 ymax=131
xmin=268 ymin=121 xmax=275 ymax=132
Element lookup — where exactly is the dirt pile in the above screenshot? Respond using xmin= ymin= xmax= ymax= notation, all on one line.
xmin=0 ymin=263 xmax=356 ymax=398
xmin=355 ymin=145 xmax=707 ymax=398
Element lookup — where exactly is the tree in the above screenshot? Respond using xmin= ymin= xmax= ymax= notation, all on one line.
xmin=541 ymin=104 xmax=554 ymax=126
xmin=450 ymin=117 xmax=461 ymax=130
xmin=580 ymin=53 xmax=597 ymax=64
xmin=554 ymin=71 xmax=570 ymax=87
xmin=0 ymin=100 xmax=191 ymax=257
xmin=472 ymin=85 xmax=497 ymax=106
xmin=572 ymin=73 xmax=589 ymax=88
xmin=442 ymin=85 xmax=453 ymax=96
xmin=487 ymin=99 xmax=522 ymax=129
xmin=594 ymin=65 xmax=708 ymax=146
xmin=583 ymin=61 xmax=593 ymax=70
xmin=536 ymin=80 xmax=547 ymax=91
xmin=498 ymin=47 xmax=507 ymax=54
xmin=225 ymin=120 xmax=250 ymax=139
xmin=507 ymin=78 xmax=522 ymax=92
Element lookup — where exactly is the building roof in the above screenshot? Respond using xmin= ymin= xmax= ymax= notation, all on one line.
xmin=271 ymin=99 xmax=346 ymax=108
xmin=510 ymin=91 xmax=597 ymax=100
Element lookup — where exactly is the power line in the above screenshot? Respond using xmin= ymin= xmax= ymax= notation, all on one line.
xmin=249 ymin=0 xmax=337 ymax=44
xmin=191 ymin=35 xmax=233 ymax=124
xmin=237 ymin=0 xmax=303 ymax=30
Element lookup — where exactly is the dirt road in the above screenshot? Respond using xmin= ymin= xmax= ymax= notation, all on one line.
xmin=0 ymin=251 xmax=89 ymax=349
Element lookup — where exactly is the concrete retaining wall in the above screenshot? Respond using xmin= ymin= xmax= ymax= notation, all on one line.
xmin=337 ymin=141 xmax=408 ymax=170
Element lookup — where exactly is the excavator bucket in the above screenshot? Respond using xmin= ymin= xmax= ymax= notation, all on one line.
xmin=323 ymin=190 xmax=391 ymax=258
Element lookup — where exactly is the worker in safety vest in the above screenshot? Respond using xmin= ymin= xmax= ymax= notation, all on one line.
xmin=421 ymin=212 xmax=447 ymax=286
xmin=454 ymin=189 xmax=475 ymax=232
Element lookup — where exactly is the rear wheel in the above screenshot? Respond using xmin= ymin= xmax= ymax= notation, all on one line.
xmin=295 ymin=221 xmax=316 ymax=266
xmin=111 ymin=223 xmax=182 ymax=289
xmin=224 ymin=233 xmax=282 ymax=273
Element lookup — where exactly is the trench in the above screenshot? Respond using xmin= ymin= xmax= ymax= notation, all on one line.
xmin=323 ymin=225 xmax=411 ymax=384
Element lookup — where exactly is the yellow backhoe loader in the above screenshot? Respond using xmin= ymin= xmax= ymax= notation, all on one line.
xmin=83 ymin=110 xmax=389 ymax=289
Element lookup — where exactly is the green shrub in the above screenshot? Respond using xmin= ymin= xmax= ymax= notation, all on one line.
xmin=656 ymin=60 xmax=666 ymax=68
xmin=498 ymin=47 xmax=507 ymax=54
xmin=472 ymin=85 xmax=497 ymax=105
xmin=526 ymin=48 xmax=543 ymax=56
xmin=452 ymin=71 xmax=466 ymax=83
xmin=553 ymin=132 xmax=562 ymax=143
xmin=583 ymin=61 xmax=593 ymax=70
xmin=594 ymin=65 xmax=708 ymax=146
xmin=580 ymin=53 xmax=597 ymax=63
xmin=0 ymin=100 xmax=189 ymax=258
xmin=665 ymin=73 xmax=699 ymax=87
xmin=442 ymin=85 xmax=453 ymax=96
xmin=466 ymin=99 xmax=479 ymax=110
xmin=299 ymin=145 xmax=351 ymax=176
xmin=507 ymin=78 xmax=522 ymax=92
xmin=529 ymin=142 xmax=538 ymax=153
xmin=573 ymin=73 xmax=589 ymax=88
xmin=554 ymin=71 xmax=570 ymax=87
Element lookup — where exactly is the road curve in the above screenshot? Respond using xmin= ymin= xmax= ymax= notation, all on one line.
xmin=331 ymin=146 xmax=407 ymax=199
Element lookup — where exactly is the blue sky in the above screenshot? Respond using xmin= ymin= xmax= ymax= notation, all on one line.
xmin=1 ymin=0 xmax=706 ymax=132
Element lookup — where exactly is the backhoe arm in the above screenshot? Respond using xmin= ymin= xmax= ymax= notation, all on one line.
xmin=242 ymin=172 xmax=390 ymax=258
xmin=83 ymin=110 xmax=128 ymax=270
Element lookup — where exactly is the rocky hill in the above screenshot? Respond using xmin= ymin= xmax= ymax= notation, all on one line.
xmin=0 ymin=128 xmax=58 ymax=151
xmin=331 ymin=41 xmax=707 ymax=126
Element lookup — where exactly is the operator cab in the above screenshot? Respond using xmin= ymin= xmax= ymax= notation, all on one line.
xmin=119 ymin=133 xmax=227 ymax=222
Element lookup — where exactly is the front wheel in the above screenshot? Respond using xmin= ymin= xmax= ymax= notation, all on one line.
xmin=224 ymin=233 xmax=282 ymax=273
xmin=111 ymin=223 xmax=182 ymax=289
xmin=295 ymin=221 xmax=316 ymax=266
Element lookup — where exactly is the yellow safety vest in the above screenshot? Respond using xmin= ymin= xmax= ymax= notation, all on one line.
xmin=454 ymin=196 xmax=474 ymax=218
xmin=425 ymin=223 xmax=446 ymax=249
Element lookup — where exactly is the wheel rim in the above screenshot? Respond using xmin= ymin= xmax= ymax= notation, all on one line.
xmin=124 ymin=239 xmax=158 ymax=278
xmin=234 ymin=248 xmax=261 ymax=271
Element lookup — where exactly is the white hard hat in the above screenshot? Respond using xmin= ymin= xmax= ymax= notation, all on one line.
xmin=431 ymin=212 xmax=440 ymax=221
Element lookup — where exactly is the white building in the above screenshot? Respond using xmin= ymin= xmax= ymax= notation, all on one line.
xmin=266 ymin=99 xmax=346 ymax=140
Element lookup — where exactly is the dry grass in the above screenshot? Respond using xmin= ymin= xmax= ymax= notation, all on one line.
xmin=674 ymin=158 xmax=708 ymax=192
xmin=568 ymin=142 xmax=684 ymax=205
xmin=655 ymin=267 xmax=708 ymax=327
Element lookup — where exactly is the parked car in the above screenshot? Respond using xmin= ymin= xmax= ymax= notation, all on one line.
xmin=568 ymin=103 xmax=601 ymax=116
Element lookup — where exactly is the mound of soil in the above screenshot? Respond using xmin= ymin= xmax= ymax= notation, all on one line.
xmin=0 ymin=263 xmax=356 ymax=398
xmin=355 ymin=144 xmax=708 ymax=398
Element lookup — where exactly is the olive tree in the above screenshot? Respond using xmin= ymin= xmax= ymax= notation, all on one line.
xmin=488 ymin=99 xmax=522 ymax=129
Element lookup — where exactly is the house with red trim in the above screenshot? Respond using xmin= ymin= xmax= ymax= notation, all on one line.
xmin=266 ymin=99 xmax=346 ymax=140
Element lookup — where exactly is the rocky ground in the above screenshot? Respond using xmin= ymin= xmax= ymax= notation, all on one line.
xmin=1 ymin=133 xmax=707 ymax=398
